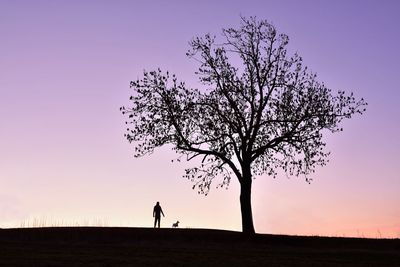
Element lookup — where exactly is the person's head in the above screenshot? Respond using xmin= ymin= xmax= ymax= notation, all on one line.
xmin=156 ymin=201 xmax=160 ymax=206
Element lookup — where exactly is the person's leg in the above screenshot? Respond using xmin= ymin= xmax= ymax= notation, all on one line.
xmin=154 ymin=217 xmax=157 ymax=228
xmin=157 ymin=217 xmax=161 ymax=228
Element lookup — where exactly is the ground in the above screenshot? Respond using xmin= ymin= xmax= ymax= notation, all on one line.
xmin=0 ymin=227 xmax=399 ymax=266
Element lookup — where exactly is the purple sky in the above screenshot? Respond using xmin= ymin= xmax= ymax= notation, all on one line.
xmin=1 ymin=0 xmax=399 ymax=237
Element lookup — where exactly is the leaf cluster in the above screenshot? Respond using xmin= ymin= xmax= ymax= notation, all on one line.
xmin=121 ymin=17 xmax=367 ymax=194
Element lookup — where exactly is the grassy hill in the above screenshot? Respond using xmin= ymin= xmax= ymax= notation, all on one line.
xmin=0 ymin=227 xmax=399 ymax=266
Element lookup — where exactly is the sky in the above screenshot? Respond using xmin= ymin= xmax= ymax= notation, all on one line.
xmin=1 ymin=0 xmax=399 ymax=237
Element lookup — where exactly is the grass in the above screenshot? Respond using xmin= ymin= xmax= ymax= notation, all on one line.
xmin=0 ymin=227 xmax=399 ymax=266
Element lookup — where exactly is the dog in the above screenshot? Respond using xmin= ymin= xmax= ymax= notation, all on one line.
xmin=172 ymin=221 xmax=180 ymax=228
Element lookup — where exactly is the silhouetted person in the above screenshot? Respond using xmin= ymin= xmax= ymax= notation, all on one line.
xmin=153 ymin=201 xmax=165 ymax=228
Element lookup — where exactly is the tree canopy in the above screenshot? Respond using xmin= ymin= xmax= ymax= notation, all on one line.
xmin=121 ymin=17 xmax=367 ymax=234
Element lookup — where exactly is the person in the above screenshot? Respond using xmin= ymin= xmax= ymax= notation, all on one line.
xmin=153 ymin=201 xmax=165 ymax=228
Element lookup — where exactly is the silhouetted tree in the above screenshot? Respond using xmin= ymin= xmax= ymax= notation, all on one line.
xmin=121 ymin=17 xmax=367 ymax=235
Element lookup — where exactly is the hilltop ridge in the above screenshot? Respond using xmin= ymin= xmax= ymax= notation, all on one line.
xmin=1 ymin=227 xmax=399 ymax=266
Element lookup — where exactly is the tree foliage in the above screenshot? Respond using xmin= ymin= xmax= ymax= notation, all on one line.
xmin=121 ymin=17 xmax=367 ymax=233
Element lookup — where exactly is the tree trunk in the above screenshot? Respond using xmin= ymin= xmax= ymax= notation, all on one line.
xmin=240 ymin=173 xmax=255 ymax=235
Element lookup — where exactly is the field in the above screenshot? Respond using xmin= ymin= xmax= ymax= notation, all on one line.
xmin=0 ymin=227 xmax=399 ymax=266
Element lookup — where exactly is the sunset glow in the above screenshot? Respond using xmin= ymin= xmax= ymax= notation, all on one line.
xmin=1 ymin=0 xmax=399 ymax=238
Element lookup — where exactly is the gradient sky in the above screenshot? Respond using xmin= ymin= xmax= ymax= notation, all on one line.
xmin=1 ymin=0 xmax=399 ymax=237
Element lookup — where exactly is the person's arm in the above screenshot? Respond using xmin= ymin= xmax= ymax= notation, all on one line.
xmin=153 ymin=207 xmax=155 ymax=217
xmin=161 ymin=208 xmax=165 ymax=217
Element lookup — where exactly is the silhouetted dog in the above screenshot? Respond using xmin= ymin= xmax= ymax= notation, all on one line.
xmin=172 ymin=221 xmax=179 ymax=228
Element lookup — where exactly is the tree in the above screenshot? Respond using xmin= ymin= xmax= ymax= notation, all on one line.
xmin=121 ymin=17 xmax=367 ymax=235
